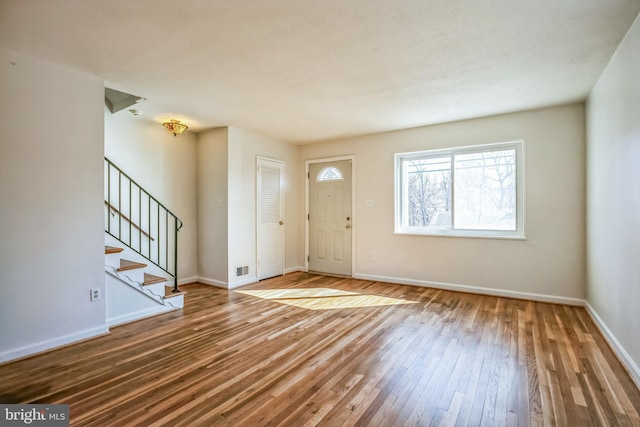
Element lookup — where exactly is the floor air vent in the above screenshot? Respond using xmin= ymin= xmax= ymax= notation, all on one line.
xmin=236 ymin=266 xmax=249 ymax=277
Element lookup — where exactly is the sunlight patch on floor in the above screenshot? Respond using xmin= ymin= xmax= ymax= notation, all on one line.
xmin=235 ymin=288 xmax=417 ymax=310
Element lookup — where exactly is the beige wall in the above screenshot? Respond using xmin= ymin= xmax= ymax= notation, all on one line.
xmin=197 ymin=127 xmax=300 ymax=288
xmin=197 ymin=127 xmax=229 ymax=284
xmin=105 ymin=110 xmax=198 ymax=282
xmin=0 ymin=47 xmax=106 ymax=362
xmin=228 ymin=127 xmax=301 ymax=287
xmin=299 ymin=104 xmax=586 ymax=300
xmin=586 ymin=15 xmax=640 ymax=383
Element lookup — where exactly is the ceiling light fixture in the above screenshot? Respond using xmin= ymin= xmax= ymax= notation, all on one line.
xmin=163 ymin=119 xmax=188 ymax=137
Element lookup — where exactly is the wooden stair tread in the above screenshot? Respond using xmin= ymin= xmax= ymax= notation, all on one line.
xmin=118 ymin=259 xmax=147 ymax=271
xmin=143 ymin=273 xmax=167 ymax=286
xmin=164 ymin=287 xmax=186 ymax=299
xmin=105 ymin=246 xmax=124 ymax=254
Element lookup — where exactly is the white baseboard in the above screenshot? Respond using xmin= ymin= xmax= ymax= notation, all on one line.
xmin=198 ymin=275 xmax=257 ymax=289
xmin=353 ymin=273 xmax=585 ymax=306
xmin=198 ymin=270 xmax=303 ymax=287
xmin=197 ymin=276 xmax=229 ymax=289
xmin=584 ymin=302 xmax=640 ymax=389
xmin=228 ymin=275 xmax=258 ymax=289
xmin=108 ymin=305 xmax=176 ymax=328
xmin=178 ymin=276 xmax=199 ymax=286
xmin=0 ymin=325 xmax=110 ymax=365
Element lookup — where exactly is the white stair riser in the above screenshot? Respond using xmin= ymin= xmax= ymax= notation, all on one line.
xmin=117 ymin=268 xmax=145 ymax=284
xmin=105 ymin=234 xmax=172 ymax=280
xmin=164 ymin=292 xmax=184 ymax=309
xmin=142 ymin=282 xmax=166 ymax=296
xmin=105 ymin=231 xmax=183 ymax=327
xmin=105 ymin=252 xmax=121 ymax=269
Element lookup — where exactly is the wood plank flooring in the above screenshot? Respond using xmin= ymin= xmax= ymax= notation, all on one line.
xmin=1 ymin=272 xmax=639 ymax=426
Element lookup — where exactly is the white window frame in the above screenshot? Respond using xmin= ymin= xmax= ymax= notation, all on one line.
xmin=394 ymin=140 xmax=525 ymax=239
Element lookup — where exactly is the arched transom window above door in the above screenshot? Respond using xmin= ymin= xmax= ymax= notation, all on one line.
xmin=316 ymin=166 xmax=343 ymax=182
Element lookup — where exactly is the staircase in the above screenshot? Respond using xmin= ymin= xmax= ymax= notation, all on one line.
xmin=105 ymin=245 xmax=185 ymax=326
xmin=104 ymin=157 xmax=185 ymax=326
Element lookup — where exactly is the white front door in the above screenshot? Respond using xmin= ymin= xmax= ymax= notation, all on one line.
xmin=257 ymin=157 xmax=284 ymax=280
xmin=308 ymin=160 xmax=352 ymax=276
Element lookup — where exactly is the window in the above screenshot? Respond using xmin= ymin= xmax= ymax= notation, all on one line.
xmin=395 ymin=141 xmax=524 ymax=239
xmin=316 ymin=166 xmax=343 ymax=182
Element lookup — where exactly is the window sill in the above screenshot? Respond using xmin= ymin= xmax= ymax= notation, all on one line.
xmin=394 ymin=228 xmax=526 ymax=240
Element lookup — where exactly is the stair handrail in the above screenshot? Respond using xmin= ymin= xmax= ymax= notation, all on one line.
xmin=104 ymin=157 xmax=183 ymax=292
xmin=104 ymin=200 xmax=155 ymax=241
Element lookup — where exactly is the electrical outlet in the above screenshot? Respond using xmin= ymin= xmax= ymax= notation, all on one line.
xmin=370 ymin=251 xmax=376 ymax=260
xmin=90 ymin=288 xmax=101 ymax=301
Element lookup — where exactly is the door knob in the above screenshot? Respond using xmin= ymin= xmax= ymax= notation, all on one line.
xmin=346 ymin=224 xmax=351 ymax=229
xmin=279 ymin=220 xmax=284 ymax=225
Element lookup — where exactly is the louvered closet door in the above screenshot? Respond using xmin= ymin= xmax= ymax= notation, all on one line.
xmin=257 ymin=157 xmax=284 ymax=280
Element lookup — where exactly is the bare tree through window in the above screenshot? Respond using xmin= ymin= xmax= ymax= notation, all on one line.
xmin=404 ymin=156 xmax=451 ymax=228
xmin=398 ymin=143 xmax=520 ymax=235
xmin=454 ymin=149 xmax=516 ymax=230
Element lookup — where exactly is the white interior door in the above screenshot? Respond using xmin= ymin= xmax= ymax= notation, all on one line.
xmin=308 ymin=160 xmax=352 ymax=276
xmin=257 ymin=157 xmax=284 ymax=280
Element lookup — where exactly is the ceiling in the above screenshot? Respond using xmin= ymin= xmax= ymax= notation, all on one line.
xmin=1 ymin=1 xmax=639 ymax=143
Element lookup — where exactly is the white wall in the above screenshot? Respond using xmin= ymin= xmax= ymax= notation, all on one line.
xmin=0 ymin=47 xmax=106 ymax=362
xmin=299 ymin=104 xmax=586 ymax=300
xmin=197 ymin=127 xmax=229 ymax=285
xmin=104 ymin=110 xmax=198 ymax=283
xmin=586 ymin=15 xmax=640 ymax=383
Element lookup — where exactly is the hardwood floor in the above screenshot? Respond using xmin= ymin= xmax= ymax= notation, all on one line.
xmin=1 ymin=272 xmax=639 ymax=426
